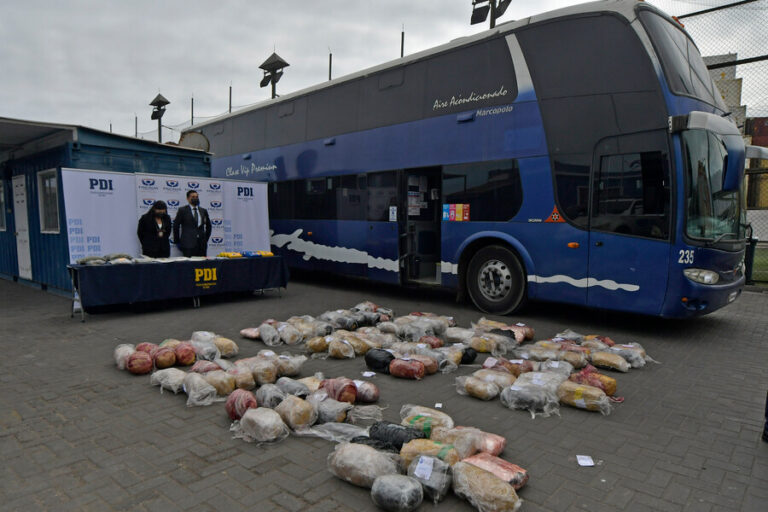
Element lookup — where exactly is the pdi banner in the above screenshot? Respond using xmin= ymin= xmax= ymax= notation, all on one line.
xmin=61 ymin=169 xmax=140 ymax=263
xmin=223 ymin=181 xmax=270 ymax=252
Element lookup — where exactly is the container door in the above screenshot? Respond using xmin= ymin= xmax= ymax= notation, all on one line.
xmin=12 ymin=175 xmax=32 ymax=280
xmin=366 ymin=171 xmax=400 ymax=284
xmin=400 ymin=167 xmax=442 ymax=285
xmin=587 ymin=133 xmax=671 ymax=314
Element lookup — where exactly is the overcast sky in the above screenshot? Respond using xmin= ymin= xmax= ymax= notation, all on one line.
xmin=0 ymin=0 xmax=760 ymax=140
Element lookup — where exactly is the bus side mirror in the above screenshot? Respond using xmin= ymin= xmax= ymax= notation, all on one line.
xmin=722 ymin=136 xmax=746 ymax=191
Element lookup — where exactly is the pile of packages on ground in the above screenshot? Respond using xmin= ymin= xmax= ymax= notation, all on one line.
xmin=113 ymin=301 xmax=657 ymax=511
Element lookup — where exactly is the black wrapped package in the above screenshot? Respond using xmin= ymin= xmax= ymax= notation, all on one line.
xmin=369 ymin=421 xmax=427 ymax=450
xmin=371 ymin=474 xmax=424 ymax=512
xmin=350 ymin=436 xmax=399 ymax=453
xmin=407 ymin=455 xmax=452 ymax=504
xmin=461 ymin=347 xmax=478 ymax=364
xmin=365 ymin=349 xmax=396 ymax=374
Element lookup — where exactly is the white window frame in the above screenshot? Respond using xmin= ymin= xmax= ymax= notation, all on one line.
xmin=37 ymin=169 xmax=60 ymax=234
xmin=0 ymin=181 xmax=6 ymax=231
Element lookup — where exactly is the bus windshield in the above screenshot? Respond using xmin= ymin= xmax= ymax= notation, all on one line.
xmin=682 ymin=130 xmax=745 ymax=242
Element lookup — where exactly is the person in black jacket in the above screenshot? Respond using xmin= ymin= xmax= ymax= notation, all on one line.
xmin=173 ymin=190 xmax=212 ymax=257
xmin=137 ymin=200 xmax=172 ymax=258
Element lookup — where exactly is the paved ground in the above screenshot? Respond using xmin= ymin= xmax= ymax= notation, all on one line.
xmin=1 ymin=275 xmax=767 ymax=512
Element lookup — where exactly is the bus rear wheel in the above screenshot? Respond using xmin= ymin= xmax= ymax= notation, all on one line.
xmin=466 ymin=245 xmax=526 ymax=315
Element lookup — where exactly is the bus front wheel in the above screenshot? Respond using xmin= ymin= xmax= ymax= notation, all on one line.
xmin=466 ymin=245 xmax=526 ymax=315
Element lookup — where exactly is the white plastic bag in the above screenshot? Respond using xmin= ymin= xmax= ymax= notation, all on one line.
xmin=114 ymin=344 xmax=135 ymax=370
xmin=150 ymin=368 xmax=186 ymax=394
xmin=231 ymin=407 xmax=290 ymax=444
xmin=183 ymin=373 xmax=219 ymax=407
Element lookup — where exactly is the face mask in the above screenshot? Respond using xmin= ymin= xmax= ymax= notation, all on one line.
xmin=190 ymin=198 xmax=200 ymax=206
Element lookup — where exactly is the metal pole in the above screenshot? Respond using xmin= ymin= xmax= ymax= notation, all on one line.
xmin=401 ymin=28 xmax=405 ymax=57
xmin=271 ymin=77 xmax=276 ymax=99
xmin=135 ymin=115 xmax=137 ymax=137
xmin=490 ymin=0 xmax=497 ymax=29
xmin=109 ymin=122 xmax=112 ymax=133
xmin=158 ymin=118 xmax=162 ymax=143
xmin=191 ymin=97 xmax=194 ymax=126
xmin=229 ymin=86 xmax=232 ymax=113
xmin=329 ymin=52 xmax=333 ymax=80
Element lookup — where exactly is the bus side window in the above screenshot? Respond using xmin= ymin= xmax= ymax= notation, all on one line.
xmin=367 ymin=171 xmax=398 ymax=222
xmin=592 ymin=151 xmax=670 ymax=239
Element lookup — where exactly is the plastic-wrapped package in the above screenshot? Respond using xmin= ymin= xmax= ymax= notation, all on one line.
xmin=295 ymin=422 xmax=369 ymax=443
xmin=485 ymin=356 xmax=538 ymax=377
xmin=239 ymin=327 xmax=260 ymax=340
xmin=514 ymin=346 xmax=559 ymax=362
xmin=256 ymin=349 xmax=279 ymax=361
xmin=369 ymin=421 xmax=427 ymax=449
xmin=419 ymin=336 xmax=443 ymax=349
xmin=377 ymin=321 xmax=402 ymax=337
xmin=452 ymin=461 xmax=521 ymax=512
xmin=475 ymin=317 xmax=534 ymax=343
xmin=251 ymin=358 xmax=278 ymax=384
xmin=275 ymin=322 xmax=302 ymax=345
xmin=190 ymin=338 xmax=220 ymax=361
xmin=499 ymin=372 xmax=567 ymax=418
xmin=389 ymin=359 xmax=426 ymax=380
xmin=455 ymin=426 xmax=506 ymax=456
xmin=348 ymin=405 xmax=385 ymax=427
xmin=319 ymin=310 xmax=359 ymax=330
xmin=463 ymin=453 xmax=529 ymax=490
xmin=203 ymin=370 xmax=236 ymax=396
xmin=569 ymin=365 xmax=617 ymax=396
xmin=581 ymin=338 xmax=609 ymax=351
xmin=191 ymin=331 xmax=215 ymax=344
xmin=555 ymin=328 xmax=586 ymax=343
xmin=225 ymin=389 xmax=258 ymax=420
xmin=135 ymin=342 xmax=160 ymax=357
xmin=557 ymin=380 xmax=613 ymax=415
xmin=590 ymin=351 xmax=630 ymax=372
xmin=335 ymin=331 xmax=376 ymax=355
xmin=400 ymin=439 xmax=460 ymax=467
xmin=429 ymin=427 xmax=483 ymax=459
xmin=189 ymin=360 xmax=221 ymax=373
xmin=472 ymin=369 xmax=517 ymax=389
xmin=150 ymin=368 xmax=186 ymax=394
xmin=320 ymin=377 xmax=358 ymax=403
xmin=307 ymin=391 xmax=354 ymax=423
xmin=406 ymin=354 xmax=438 ymax=375
xmin=210 ymin=336 xmax=237 ymax=358
xmin=608 ymin=343 xmax=651 ymax=368
xmin=212 ymin=358 xmax=233 ymax=371
xmin=127 ymin=352 xmax=153 ymax=374
xmin=461 ymin=346 xmax=478 ymax=364
xmin=174 ymin=342 xmax=196 ymax=366
xmin=297 ymin=374 xmax=324 ymax=393
xmin=400 ymin=405 xmax=454 ymax=435
xmin=275 ymin=395 xmax=318 ymax=431
xmin=153 ymin=348 xmax=177 ymax=369
xmin=352 ymin=300 xmax=393 ymax=316
xmin=328 ymin=339 xmax=356 ymax=359
xmin=584 ymin=334 xmax=616 ymax=347
xmin=328 ymin=442 xmax=401 ymax=488
xmin=351 ymin=436 xmax=399 ymax=452
xmin=365 ymin=349 xmax=396 ymax=374
xmin=444 ymin=327 xmax=475 ymax=344
xmin=371 ymin=474 xmax=424 ymax=512
xmin=114 ymin=344 xmax=135 ymax=370
xmin=354 ymin=380 xmax=380 ymax=403
xmin=276 ymin=354 xmax=307 ymax=377
xmin=539 ymin=360 xmax=575 ymax=378
xmin=255 ymin=383 xmax=286 ymax=409
xmin=358 ymin=330 xmax=398 ymax=349
xmin=469 ymin=335 xmax=500 ymax=354
xmin=558 ymin=350 xmax=588 ymax=369
xmin=159 ymin=338 xmax=182 ymax=349
xmin=227 ymin=366 xmax=256 ymax=390
xmin=258 ymin=323 xmax=281 ymax=346
xmin=276 ymin=377 xmax=310 ymax=398
xmin=407 ymin=455 xmax=452 ymax=504
xmin=231 ymin=407 xmax=289 ymax=444
xmin=183 ymin=373 xmax=219 ymax=407
xmin=456 ymin=376 xmax=501 ymax=401
xmin=307 ymin=335 xmax=330 ymax=353
xmin=436 ymin=346 xmax=464 ymax=367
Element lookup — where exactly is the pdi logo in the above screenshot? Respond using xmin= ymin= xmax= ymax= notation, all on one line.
xmin=142 ymin=198 xmax=155 ymax=206
xmin=89 ymin=178 xmax=113 ymax=191
xmin=167 ymin=200 xmax=180 ymax=208
xmin=211 ymin=218 xmax=223 ymax=226
xmin=237 ymin=186 xmax=254 ymax=197
xmin=140 ymin=178 xmax=155 ymax=187
xmin=187 ymin=181 xmax=200 ymax=190
xmin=165 ymin=180 xmax=179 ymax=188
xmin=210 ymin=237 xmax=224 ymax=244
xmin=209 ymin=182 xmax=222 ymax=191
xmin=194 ymin=267 xmax=218 ymax=289
xmin=209 ymin=200 xmax=222 ymax=209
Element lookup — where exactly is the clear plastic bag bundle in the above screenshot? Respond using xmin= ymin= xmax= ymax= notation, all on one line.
xmin=150 ymin=368 xmax=186 ymax=394
xmin=255 ymin=383 xmax=286 ymax=409
xmin=189 ymin=360 xmax=221 ymax=374
xmin=159 ymin=338 xmax=182 ymax=349
xmin=276 ymin=322 xmax=302 ymax=345
xmin=568 ymin=365 xmax=617 ymax=396
xmin=227 ymin=366 xmax=256 ymax=390
xmin=407 ymin=455 xmax=452 ymax=504
xmin=608 ymin=343 xmax=653 ymax=368
xmin=475 ymin=317 xmax=534 ymax=343
xmin=483 ymin=356 xmax=538 ymax=377
xmin=370 ymin=474 xmax=424 ymax=512
xmin=590 ymin=351 xmax=630 ymax=373
xmin=400 ymin=405 xmax=454 ymax=435
xmin=275 ymin=395 xmax=317 ymax=431
xmin=307 ymin=391 xmax=354 ymax=423
xmin=203 ymin=370 xmax=236 ymax=396
xmin=295 ymin=422 xmax=369 ymax=443
xmin=307 ymin=335 xmax=331 ymax=354
xmin=555 ymin=328 xmax=586 ymax=343
xmin=239 ymin=327 xmax=260 ymax=340
xmin=190 ymin=336 xmax=220 ymax=361
xmin=472 ymin=369 xmax=517 ymax=389
xmin=320 ymin=377 xmax=358 ymax=403
xmin=250 ymin=358 xmax=278 ymax=385
xmin=276 ymin=354 xmax=307 ymax=377
xmin=389 ymin=359 xmax=426 ymax=380
xmin=444 ymin=327 xmax=475 ymax=344
xmin=319 ymin=310 xmax=359 ymax=330
xmin=191 ymin=330 xmax=216 ymax=344
xmin=297 ymin=373 xmax=324 ymax=393
xmin=369 ymin=421 xmax=427 ymax=450
xmin=328 ymin=339 xmax=356 ymax=359
xmin=114 ymin=344 xmax=135 ymax=370
xmin=377 ymin=321 xmax=402 ymax=337
xmin=213 ymin=358 xmax=234 ymax=371
xmin=348 ymin=405 xmax=385 ymax=427
xmin=400 ymin=439 xmax=460 ymax=467
xmin=353 ymin=380 xmax=380 ymax=403
xmin=351 ymin=436 xmax=400 ymax=452
xmin=429 ymin=427 xmax=483 ymax=459
xmin=258 ymin=323 xmax=281 ymax=346
xmin=183 ymin=373 xmax=219 ymax=407
xmin=539 ymin=360 xmax=575 ymax=378
xmin=276 ymin=377 xmax=310 ymax=398
xmin=452 ymin=461 xmax=521 ymax=512
xmin=225 ymin=389 xmax=258 ymax=420
xmin=499 ymin=371 xmax=567 ymax=418
xmin=405 ymin=354 xmax=438 ymax=375
xmin=327 ymin=442 xmax=401 ymax=488
xmin=231 ymin=407 xmax=289 ymax=444
xmin=455 ymin=426 xmax=506 ymax=456
xmin=463 ymin=452 xmax=529 ymax=490
xmin=556 ymin=380 xmax=613 ymax=415
xmin=456 ymin=376 xmax=501 ymax=401
xmin=213 ymin=336 xmax=239 ymax=358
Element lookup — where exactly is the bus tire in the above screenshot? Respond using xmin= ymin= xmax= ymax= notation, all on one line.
xmin=466 ymin=245 xmax=526 ymax=315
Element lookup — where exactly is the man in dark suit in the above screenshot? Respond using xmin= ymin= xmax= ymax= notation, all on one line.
xmin=173 ymin=190 xmax=212 ymax=257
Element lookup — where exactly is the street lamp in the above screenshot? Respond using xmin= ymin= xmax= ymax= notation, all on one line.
xmin=470 ymin=0 xmax=512 ymax=29
xmin=259 ymin=52 xmax=289 ymax=99
xmin=150 ymin=93 xmax=170 ymax=143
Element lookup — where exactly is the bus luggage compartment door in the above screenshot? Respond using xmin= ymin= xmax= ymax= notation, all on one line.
xmin=366 ymin=171 xmax=400 ymax=284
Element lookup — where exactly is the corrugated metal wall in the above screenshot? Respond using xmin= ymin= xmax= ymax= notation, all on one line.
xmin=0 ymin=175 xmax=18 ymax=278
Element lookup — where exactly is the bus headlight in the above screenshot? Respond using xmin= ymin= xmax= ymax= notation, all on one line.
xmin=684 ymin=268 xmax=720 ymax=285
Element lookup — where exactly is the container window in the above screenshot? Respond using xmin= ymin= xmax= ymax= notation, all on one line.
xmin=38 ymin=169 xmax=60 ymax=234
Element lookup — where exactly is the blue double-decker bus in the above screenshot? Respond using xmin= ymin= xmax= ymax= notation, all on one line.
xmin=188 ymin=0 xmax=757 ymax=317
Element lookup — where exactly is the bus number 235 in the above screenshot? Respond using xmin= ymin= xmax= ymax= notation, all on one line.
xmin=678 ymin=250 xmax=694 ymax=264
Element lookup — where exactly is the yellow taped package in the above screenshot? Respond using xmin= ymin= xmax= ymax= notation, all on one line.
xmin=469 ymin=336 xmax=497 ymax=354
xmin=556 ymin=380 xmax=612 ymax=415
xmin=400 ymin=439 xmax=461 ymax=467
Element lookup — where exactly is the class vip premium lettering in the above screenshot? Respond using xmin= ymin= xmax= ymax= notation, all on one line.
xmin=432 ymin=85 xmax=508 ymax=111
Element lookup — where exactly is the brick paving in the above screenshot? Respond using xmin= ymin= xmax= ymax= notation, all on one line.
xmin=0 ymin=276 xmax=766 ymax=511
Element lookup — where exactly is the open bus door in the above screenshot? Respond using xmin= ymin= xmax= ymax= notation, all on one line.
xmin=400 ymin=167 xmax=442 ymax=285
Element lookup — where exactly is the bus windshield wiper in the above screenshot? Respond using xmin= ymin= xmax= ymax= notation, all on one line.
xmin=706 ymin=232 xmax=737 ymax=246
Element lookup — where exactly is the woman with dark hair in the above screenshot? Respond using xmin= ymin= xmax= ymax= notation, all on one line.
xmin=137 ymin=200 xmax=172 ymax=257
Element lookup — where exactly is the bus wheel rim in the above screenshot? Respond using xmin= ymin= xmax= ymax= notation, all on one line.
xmin=477 ymin=259 xmax=512 ymax=302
